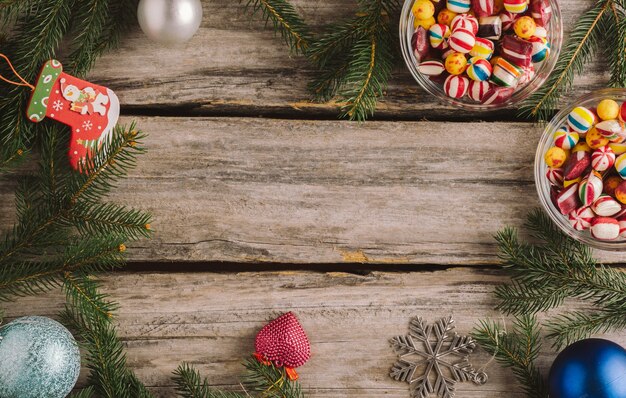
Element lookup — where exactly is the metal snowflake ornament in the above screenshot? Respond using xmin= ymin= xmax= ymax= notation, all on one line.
xmin=390 ymin=316 xmax=487 ymax=398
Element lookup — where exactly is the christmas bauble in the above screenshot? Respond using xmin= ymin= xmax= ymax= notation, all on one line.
xmin=0 ymin=316 xmax=81 ymax=398
xmin=137 ymin=0 xmax=203 ymax=44
xmin=548 ymin=338 xmax=626 ymax=398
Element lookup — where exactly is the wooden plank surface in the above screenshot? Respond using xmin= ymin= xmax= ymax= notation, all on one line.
xmin=6 ymin=268 xmax=625 ymax=397
xmin=2 ymin=116 xmax=624 ymax=265
xmin=88 ymin=0 xmax=609 ymax=120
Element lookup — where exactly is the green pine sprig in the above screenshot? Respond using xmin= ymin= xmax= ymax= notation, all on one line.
xmin=173 ymin=363 xmax=247 ymax=398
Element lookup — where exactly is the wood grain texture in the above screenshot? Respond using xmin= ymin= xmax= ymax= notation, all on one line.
xmin=5 ymin=269 xmax=625 ymax=397
xmin=2 ymin=116 xmax=624 ymax=265
xmin=87 ymin=0 xmax=610 ymax=119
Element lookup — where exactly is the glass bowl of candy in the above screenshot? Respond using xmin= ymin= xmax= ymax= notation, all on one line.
xmin=535 ymin=89 xmax=626 ymax=249
xmin=399 ymin=0 xmax=562 ymax=108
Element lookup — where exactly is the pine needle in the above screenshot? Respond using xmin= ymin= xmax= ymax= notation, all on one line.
xmin=173 ymin=363 xmax=247 ymax=398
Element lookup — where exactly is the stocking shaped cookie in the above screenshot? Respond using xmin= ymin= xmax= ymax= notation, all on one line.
xmin=26 ymin=60 xmax=120 ymax=171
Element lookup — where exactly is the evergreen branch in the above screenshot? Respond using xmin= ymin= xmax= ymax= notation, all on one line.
xmin=66 ymin=0 xmax=111 ymax=77
xmin=241 ymin=0 xmax=312 ymax=54
xmin=0 ymin=147 xmax=25 ymax=174
xmin=545 ymin=309 xmax=626 ymax=349
xmin=472 ymin=316 xmax=548 ymax=398
xmin=173 ymin=363 xmax=247 ymax=398
xmin=606 ymin=5 xmax=626 ymax=87
xmin=70 ymin=202 xmax=152 ymax=241
xmin=92 ymin=0 xmax=138 ymax=55
xmin=69 ymin=387 xmax=95 ymax=398
xmin=63 ymin=271 xmax=118 ymax=323
xmin=242 ymin=357 xmax=304 ymax=398
xmin=519 ymin=0 xmax=608 ymax=121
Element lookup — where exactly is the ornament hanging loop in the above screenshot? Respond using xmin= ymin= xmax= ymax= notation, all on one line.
xmin=0 ymin=54 xmax=34 ymax=90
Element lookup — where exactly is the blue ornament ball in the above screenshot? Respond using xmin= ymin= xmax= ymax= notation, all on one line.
xmin=549 ymin=338 xmax=626 ymax=398
xmin=0 ymin=316 xmax=81 ymax=398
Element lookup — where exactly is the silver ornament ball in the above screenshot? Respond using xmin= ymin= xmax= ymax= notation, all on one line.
xmin=138 ymin=0 xmax=203 ymax=44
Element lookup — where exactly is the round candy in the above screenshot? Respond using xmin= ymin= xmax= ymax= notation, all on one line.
xmin=418 ymin=60 xmax=445 ymax=75
xmin=446 ymin=0 xmax=470 ymax=13
xmin=443 ymin=74 xmax=469 ymax=98
xmin=444 ymin=51 xmax=468 ymax=75
xmin=572 ymin=141 xmax=592 ymax=153
xmin=591 ymin=217 xmax=620 ymax=240
xmin=429 ymin=23 xmax=451 ymax=49
xmin=529 ymin=36 xmax=550 ymax=62
xmin=578 ymin=171 xmax=603 ymax=207
xmin=597 ymin=99 xmax=619 ymax=120
xmin=553 ymin=125 xmax=579 ymax=150
xmin=415 ymin=16 xmax=437 ymax=30
xmin=499 ymin=11 xmax=518 ymax=30
xmin=503 ymin=0 xmax=528 ymax=13
xmin=413 ymin=0 xmax=436 ymax=20
xmin=513 ymin=16 xmax=536 ymax=39
xmin=449 ymin=28 xmax=475 ymax=53
xmin=534 ymin=25 xmax=548 ymax=38
xmin=568 ymin=106 xmax=596 ymax=133
xmin=544 ymin=146 xmax=568 ymax=168
xmin=595 ymin=119 xmax=624 ymax=141
xmin=466 ymin=56 xmax=492 ymax=81
xmin=620 ymin=101 xmax=626 ymax=124
xmin=604 ymin=175 xmax=622 ymax=196
xmin=592 ymin=194 xmax=622 ymax=217
xmin=591 ymin=145 xmax=615 ymax=172
xmin=586 ymin=127 xmax=610 ymax=149
xmin=568 ymin=207 xmax=594 ymax=231
xmin=616 ymin=153 xmax=626 ymax=179
xmin=468 ymin=80 xmax=490 ymax=102
xmin=451 ymin=14 xmax=478 ymax=34
xmin=616 ymin=181 xmax=626 ymax=204
xmin=610 ymin=141 xmax=626 ymax=155
xmin=546 ymin=167 xmax=564 ymax=187
xmin=437 ymin=9 xmax=458 ymax=26
xmin=470 ymin=37 xmax=495 ymax=59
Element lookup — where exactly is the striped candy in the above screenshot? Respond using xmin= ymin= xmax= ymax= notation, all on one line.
xmin=444 ymin=75 xmax=469 ymax=98
xmin=468 ymin=80 xmax=490 ymax=102
xmin=530 ymin=0 xmax=552 ymax=26
xmin=595 ymin=119 xmax=625 ymax=141
xmin=466 ymin=57 xmax=492 ymax=81
xmin=472 ymin=0 xmax=494 ymax=17
xmin=579 ymin=171 xmax=603 ymax=207
xmin=615 ymin=153 xmax=626 ymax=178
xmin=567 ymin=106 xmax=596 ymax=133
xmin=556 ymin=183 xmax=580 ymax=215
xmin=534 ymin=26 xmax=548 ymax=38
xmin=591 ymin=217 xmax=620 ymax=240
xmin=501 ymin=35 xmax=533 ymax=68
xmin=470 ymin=38 xmax=494 ymax=59
xmin=449 ymin=28 xmax=475 ymax=53
xmin=546 ymin=167 xmax=564 ymax=187
xmin=553 ymin=125 xmax=579 ymax=150
xmin=451 ymin=14 xmax=478 ymax=34
xmin=499 ymin=11 xmax=518 ymax=30
xmin=610 ymin=142 xmax=626 ymax=155
xmin=503 ymin=0 xmax=528 ymax=13
xmin=518 ymin=64 xmax=535 ymax=86
xmin=429 ymin=24 xmax=451 ymax=49
xmin=568 ymin=207 xmax=594 ymax=231
xmin=477 ymin=16 xmax=502 ymax=40
xmin=592 ymin=194 xmax=622 ymax=217
xmin=481 ymin=86 xmax=514 ymax=104
xmin=447 ymin=0 xmax=471 ymax=13
xmin=619 ymin=217 xmax=626 ymax=238
xmin=529 ymin=37 xmax=550 ymax=62
xmin=491 ymin=57 xmax=522 ymax=87
xmin=591 ymin=146 xmax=616 ymax=172
xmin=418 ymin=60 xmax=445 ymax=75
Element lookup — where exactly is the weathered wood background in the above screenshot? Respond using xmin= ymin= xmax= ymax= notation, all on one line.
xmin=2 ymin=0 xmax=626 ymax=396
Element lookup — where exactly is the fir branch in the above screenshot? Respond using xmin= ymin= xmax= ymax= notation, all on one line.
xmin=69 ymin=387 xmax=95 ymax=398
xmin=66 ymin=0 xmax=111 ymax=77
xmin=0 ymin=147 xmax=26 ymax=173
xmin=472 ymin=316 xmax=548 ymax=398
xmin=545 ymin=309 xmax=626 ymax=349
xmin=519 ymin=0 xmax=609 ymax=121
xmin=242 ymin=357 xmax=304 ymax=398
xmin=605 ymin=4 xmax=626 ymax=87
xmin=63 ymin=271 xmax=118 ymax=323
xmin=241 ymin=0 xmax=312 ymax=54
xmin=173 ymin=363 xmax=247 ymax=398
xmin=70 ymin=202 xmax=152 ymax=241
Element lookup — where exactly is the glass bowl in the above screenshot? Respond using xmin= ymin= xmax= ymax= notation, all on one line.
xmin=535 ymin=88 xmax=626 ymax=250
xmin=399 ymin=0 xmax=563 ymax=110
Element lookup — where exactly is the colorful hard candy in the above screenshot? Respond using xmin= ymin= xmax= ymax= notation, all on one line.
xmin=591 ymin=145 xmax=616 ymax=172
xmin=513 ymin=16 xmax=536 ymax=39
xmin=596 ymin=119 xmax=625 ymax=141
xmin=620 ymin=102 xmax=626 ymax=124
xmin=447 ymin=0 xmax=471 ymax=13
xmin=597 ymin=99 xmax=619 ymax=120
xmin=604 ymin=175 xmax=622 ymax=196
xmin=429 ymin=23 xmax=451 ymax=49
xmin=616 ymin=181 xmax=626 ymax=204
xmin=564 ymin=177 xmax=582 ymax=188
xmin=413 ymin=0 xmax=436 ymax=20
xmin=556 ymin=183 xmax=580 ymax=215
xmin=478 ymin=16 xmax=502 ymax=40
xmin=578 ymin=171 xmax=603 ymax=207
xmin=529 ymin=36 xmax=550 ymax=62
xmin=451 ymin=14 xmax=478 ymax=34
xmin=568 ymin=207 xmax=594 ymax=231
xmin=470 ymin=37 xmax=495 ymax=59
xmin=412 ymin=27 xmax=430 ymax=60
xmin=499 ymin=11 xmax=518 ymax=30
xmin=545 ymin=146 xmax=568 ymax=168
xmin=418 ymin=60 xmax=446 ymax=75
xmin=415 ymin=16 xmax=437 ymax=30
xmin=592 ymin=194 xmax=623 ymax=217
xmin=468 ymin=80 xmax=491 ymax=101
xmin=563 ymin=150 xmax=590 ymax=180
xmin=553 ymin=125 xmax=579 ymax=150
xmin=533 ymin=25 xmax=548 ymax=38
xmin=572 ymin=141 xmax=592 ymax=153
xmin=586 ymin=127 xmax=610 ymax=149
xmin=501 ymin=35 xmax=533 ymax=67
xmin=491 ymin=57 xmax=522 ymax=87
xmin=473 ymin=0 xmax=494 ymax=17
xmin=503 ymin=0 xmax=528 ymax=13
xmin=466 ymin=56 xmax=492 ymax=81
xmin=444 ymin=51 xmax=468 ymax=75
xmin=591 ymin=217 xmax=620 ymax=240
xmin=518 ymin=64 xmax=535 ymax=85
xmin=481 ymin=86 xmax=514 ymax=104
xmin=619 ymin=217 xmax=626 ymax=237
xmin=610 ymin=141 xmax=626 ymax=155
xmin=546 ymin=167 xmax=564 ymax=187
xmin=617 ymin=153 xmax=626 ymax=178
xmin=530 ymin=0 xmax=551 ymax=26
xmin=443 ymin=74 xmax=469 ymax=98
xmin=568 ymin=106 xmax=596 ymax=133
xmin=449 ymin=28 xmax=476 ymax=53
xmin=437 ymin=9 xmax=458 ymax=26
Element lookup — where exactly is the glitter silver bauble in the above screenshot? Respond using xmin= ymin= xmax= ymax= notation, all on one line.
xmin=137 ymin=0 xmax=203 ymax=44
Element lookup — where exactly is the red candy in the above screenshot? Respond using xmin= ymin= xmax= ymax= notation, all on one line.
xmin=481 ymin=86 xmax=514 ymax=104
xmin=591 ymin=217 xmax=620 ymax=240
xmin=501 ymin=35 xmax=533 ymax=67
xmin=530 ymin=0 xmax=552 ymax=26
xmin=556 ymin=183 xmax=580 ymax=215
xmin=563 ymin=150 xmax=590 ymax=180
xmin=412 ymin=27 xmax=430 ymax=60
xmin=472 ymin=0 xmax=494 ymax=17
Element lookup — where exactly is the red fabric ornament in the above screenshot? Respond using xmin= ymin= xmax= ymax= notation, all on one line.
xmin=254 ymin=312 xmax=310 ymax=380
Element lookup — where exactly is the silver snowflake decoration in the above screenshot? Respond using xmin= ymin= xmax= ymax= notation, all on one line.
xmin=390 ymin=316 xmax=487 ymax=398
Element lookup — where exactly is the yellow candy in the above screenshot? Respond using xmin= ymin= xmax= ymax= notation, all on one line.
xmin=513 ymin=16 xmax=536 ymax=39
xmin=586 ymin=127 xmax=610 ymax=149
xmin=597 ymin=99 xmax=620 ymax=121
xmin=437 ymin=9 xmax=457 ymax=26
xmin=414 ymin=16 xmax=436 ymax=30
xmin=544 ymin=146 xmax=568 ymax=168
xmin=610 ymin=141 xmax=626 ymax=155
xmin=564 ymin=177 xmax=582 ymax=188
xmin=572 ymin=142 xmax=592 ymax=153
xmin=413 ymin=0 xmax=436 ymax=20
xmin=445 ymin=52 xmax=468 ymax=75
